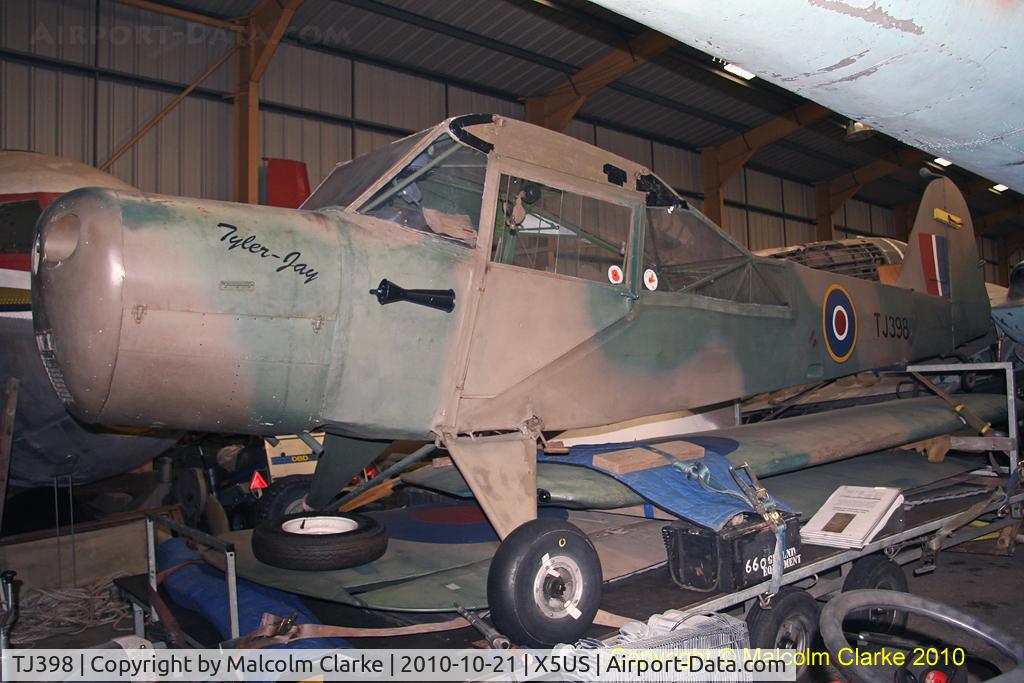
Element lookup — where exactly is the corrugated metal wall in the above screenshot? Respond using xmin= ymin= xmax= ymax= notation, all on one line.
xmin=0 ymin=0 xmax=1000 ymax=276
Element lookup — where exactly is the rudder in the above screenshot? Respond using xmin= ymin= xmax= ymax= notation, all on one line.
xmin=895 ymin=177 xmax=990 ymax=346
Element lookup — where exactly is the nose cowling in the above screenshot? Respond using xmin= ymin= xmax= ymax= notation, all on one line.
xmin=32 ymin=188 xmax=342 ymax=434
xmin=33 ymin=187 xmax=126 ymax=420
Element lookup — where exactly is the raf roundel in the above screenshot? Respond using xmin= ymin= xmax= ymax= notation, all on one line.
xmin=823 ymin=284 xmax=857 ymax=363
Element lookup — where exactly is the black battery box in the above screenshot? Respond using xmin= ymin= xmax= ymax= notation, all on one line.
xmin=661 ymin=512 xmax=803 ymax=593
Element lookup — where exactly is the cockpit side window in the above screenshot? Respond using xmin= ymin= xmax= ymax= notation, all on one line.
xmin=641 ymin=175 xmax=782 ymax=305
xmin=644 ymin=206 xmax=746 ymax=291
xmin=492 ymin=174 xmax=632 ymax=285
xmin=357 ymin=134 xmax=488 ymax=247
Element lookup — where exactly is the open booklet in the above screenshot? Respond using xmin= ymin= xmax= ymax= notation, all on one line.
xmin=802 ymin=486 xmax=904 ymax=549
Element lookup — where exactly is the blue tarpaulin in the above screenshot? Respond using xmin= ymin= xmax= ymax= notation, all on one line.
xmin=538 ymin=438 xmax=791 ymax=530
xmin=157 ymin=538 xmax=350 ymax=649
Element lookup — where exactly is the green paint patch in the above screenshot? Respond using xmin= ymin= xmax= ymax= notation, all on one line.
xmin=120 ymin=196 xmax=181 ymax=228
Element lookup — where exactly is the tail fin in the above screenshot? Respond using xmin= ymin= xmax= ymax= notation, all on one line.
xmin=895 ymin=177 xmax=990 ymax=345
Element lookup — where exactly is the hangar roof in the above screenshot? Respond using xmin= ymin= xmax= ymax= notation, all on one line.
xmin=167 ymin=0 xmax=1024 ymax=237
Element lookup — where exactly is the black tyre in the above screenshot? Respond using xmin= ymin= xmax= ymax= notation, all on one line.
xmin=842 ymin=554 xmax=909 ymax=633
xmin=487 ymin=518 xmax=602 ymax=648
xmin=255 ymin=475 xmax=313 ymax=523
xmin=960 ymin=371 xmax=977 ymax=393
xmin=746 ymin=587 xmax=820 ymax=681
xmin=251 ymin=511 xmax=387 ymax=570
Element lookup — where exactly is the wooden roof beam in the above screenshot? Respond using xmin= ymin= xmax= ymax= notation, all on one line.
xmin=976 ymin=202 xmax=1024 ymax=236
xmin=234 ymin=0 xmax=305 ymax=203
xmin=815 ymin=148 xmax=929 ymax=240
xmin=701 ymin=101 xmax=830 ymax=227
xmin=525 ymin=30 xmax=676 ymax=132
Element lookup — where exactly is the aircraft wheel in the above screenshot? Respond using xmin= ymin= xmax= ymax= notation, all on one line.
xmin=746 ymin=587 xmax=820 ymax=681
xmin=255 ymin=475 xmax=313 ymax=522
xmin=252 ymin=511 xmax=387 ymax=570
xmin=487 ymin=518 xmax=601 ymax=647
xmin=842 ymin=554 xmax=909 ymax=633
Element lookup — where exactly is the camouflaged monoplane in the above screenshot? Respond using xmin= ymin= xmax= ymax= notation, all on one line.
xmin=31 ymin=114 xmax=1002 ymax=645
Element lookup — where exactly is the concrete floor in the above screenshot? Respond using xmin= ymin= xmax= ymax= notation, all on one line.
xmin=908 ymin=547 xmax=1024 ymax=643
xmin=899 ymin=544 xmax=1024 ymax=677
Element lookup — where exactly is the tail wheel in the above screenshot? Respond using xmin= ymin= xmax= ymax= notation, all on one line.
xmin=486 ymin=518 xmax=601 ymax=647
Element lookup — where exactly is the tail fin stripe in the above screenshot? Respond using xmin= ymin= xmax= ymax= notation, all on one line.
xmin=918 ymin=232 xmax=950 ymax=297
xmin=936 ymin=233 xmax=950 ymax=296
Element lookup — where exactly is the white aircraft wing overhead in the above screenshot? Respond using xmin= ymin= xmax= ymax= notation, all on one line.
xmin=592 ymin=0 xmax=1024 ymax=191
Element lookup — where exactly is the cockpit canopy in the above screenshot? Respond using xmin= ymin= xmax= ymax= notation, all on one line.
xmin=303 ymin=114 xmax=782 ymax=305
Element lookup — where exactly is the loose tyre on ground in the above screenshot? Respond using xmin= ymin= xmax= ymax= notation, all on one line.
xmin=842 ymin=553 xmax=909 ymax=633
xmin=252 ymin=511 xmax=387 ymax=570
xmin=746 ymin=587 xmax=820 ymax=681
xmin=487 ymin=518 xmax=602 ymax=648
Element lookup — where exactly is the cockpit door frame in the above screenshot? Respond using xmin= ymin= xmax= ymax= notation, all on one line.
xmin=439 ymin=154 xmax=647 ymax=432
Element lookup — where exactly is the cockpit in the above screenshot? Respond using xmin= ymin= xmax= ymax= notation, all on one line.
xmin=303 ymin=114 xmax=784 ymax=307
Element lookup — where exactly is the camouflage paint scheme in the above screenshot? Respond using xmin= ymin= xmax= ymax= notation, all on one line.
xmin=32 ymin=115 xmax=992 ymax=536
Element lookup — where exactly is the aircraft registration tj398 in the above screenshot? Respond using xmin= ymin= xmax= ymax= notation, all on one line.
xmin=32 ymin=114 xmax=993 ymax=644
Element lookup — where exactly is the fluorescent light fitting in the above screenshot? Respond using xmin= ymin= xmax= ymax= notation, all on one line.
xmin=992 ymin=183 xmax=1009 ymax=192
xmin=844 ymin=120 xmax=876 ymax=141
xmin=723 ymin=63 xmax=756 ymax=80
xmin=932 ymin=157 xmax=952 ymax=167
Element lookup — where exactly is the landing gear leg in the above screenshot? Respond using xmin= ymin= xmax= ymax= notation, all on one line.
xmin=306 ymin=434 xmax=389 ymax=509
xmin=444 ymin=431 xmax=603 ymax=646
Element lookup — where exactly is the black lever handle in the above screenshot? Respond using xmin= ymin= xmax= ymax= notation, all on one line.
xmin=370 ymin=278 xmax=456 ymax=313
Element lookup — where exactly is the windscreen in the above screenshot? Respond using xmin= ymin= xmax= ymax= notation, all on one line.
xmin=301 ymin=129 xmax=430 ymax=210
xmin=357 ymin=133 xmax=488 ymax=246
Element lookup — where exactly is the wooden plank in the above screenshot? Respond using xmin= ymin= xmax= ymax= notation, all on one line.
xmin=949 ymin=435 xmax=1016 ymax=452
xmin=653 ymin=440 xmax=705 ymax=461
xmin=593 ymin=448 xmax=668 ymax=474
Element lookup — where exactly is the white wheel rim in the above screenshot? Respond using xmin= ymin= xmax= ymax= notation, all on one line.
xmin=281 ymin=516 xmax=358 ymax=535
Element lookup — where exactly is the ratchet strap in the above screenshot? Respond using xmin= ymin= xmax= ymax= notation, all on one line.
xmin=229 ymin=613 xmax=473 ymax=649
xmin=226 ymin=609 xmax=634 ymax=649
xmin=147 ymin=559 xmax=206 ymax=648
